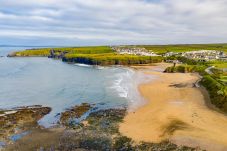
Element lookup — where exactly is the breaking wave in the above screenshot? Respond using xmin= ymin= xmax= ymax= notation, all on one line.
xmin=74 ymin=63 xmax=92 ymax=68
xmin=110 ymin=68 xmax=156 ymax=110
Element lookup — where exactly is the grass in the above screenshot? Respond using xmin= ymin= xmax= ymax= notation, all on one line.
xmin=220 ymin=76 xmax=227 ymax=80
xmin=164 ymin=64 xmax=207 ymax=75
xmin=138 ymin=43 xmax=227 ymax=54
xmin=218 ymin=76 xmax=227 ymax=85
xmin=59 ymin=46 xmax=113 ymax=54
xmin=11 ymin=45 xmax=164 ymax=65
xmin=207 ymin=60 xmax=227 ymax=69
xmin=12 ymin=46 xmax=113 ymax=56
xmin=63 ymin=53 xmax=163 ymax=65
xmin=201 ymin=75 xmax=227 ymax=112
xmin=10 ymin=44 xmax=227 ymax=66
xmin=164 ymin=58 xmax=227 ymax=113
xmin=13 ymin=44 xmax=227 ymax=56
xmin=211 ymin=62 xmax=227 ymax=69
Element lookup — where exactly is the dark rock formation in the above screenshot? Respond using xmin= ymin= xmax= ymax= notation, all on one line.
xmin=48 ymin=49 xmax=68 ymax=59
xmin=0 ymin=106 xmax=51 ymax=142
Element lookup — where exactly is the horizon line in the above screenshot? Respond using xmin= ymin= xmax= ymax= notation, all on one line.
xmin=1 ymin=42 xmax=227 ymax=48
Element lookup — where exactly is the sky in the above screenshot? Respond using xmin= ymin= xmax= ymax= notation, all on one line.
xmin=0 ymin=0 xmax=227 ymax=46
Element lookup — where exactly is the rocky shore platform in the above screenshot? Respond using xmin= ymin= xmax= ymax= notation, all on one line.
xmin=1 ymin=103 xmax=199 ymax=151
xmin=0 ymin=105 xmax=51 ymax=148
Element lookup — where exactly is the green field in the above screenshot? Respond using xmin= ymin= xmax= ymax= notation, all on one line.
xmin=137 ymin=44 xmax=227 ymax=54
xmin=11 ymin=46 xmax=114 ymax=57
xmin=9 ymin=44 xmax=227 ymax=66
xmin=12 ymin=44 xmax=227 ymax=56
xmin=211 ymin=63 xmax=227 ymax=69
xmin=219 ymin=76 xmax=227 ymax=85
xmin=205 ymin=60 xmax=227 ymax=69
xmin=10 ymin=46 xmax=163 ymax=65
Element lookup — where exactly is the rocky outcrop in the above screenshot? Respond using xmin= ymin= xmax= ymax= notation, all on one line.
xmin=0 ymin=105 xmax=51 ymax=142
xmin=48 ymin=49 xmax=68 ymax=59
xmin=60 ymin=103 xmax=92 ymax=126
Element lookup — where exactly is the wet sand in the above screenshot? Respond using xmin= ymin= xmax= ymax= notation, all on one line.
xmin=120 ymin=63 xmax=227 ymax=151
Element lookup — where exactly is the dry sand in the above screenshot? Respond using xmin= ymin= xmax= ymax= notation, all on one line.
xmin=120 ymin=63 xmax=227 ymax=151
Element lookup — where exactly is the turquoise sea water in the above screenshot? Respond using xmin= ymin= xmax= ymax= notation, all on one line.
xmin=0 ymin=47 xmax=154 ymax=127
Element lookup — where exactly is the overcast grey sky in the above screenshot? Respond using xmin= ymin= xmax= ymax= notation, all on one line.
xmin=1 ymin=0 xmax=227 ymax=46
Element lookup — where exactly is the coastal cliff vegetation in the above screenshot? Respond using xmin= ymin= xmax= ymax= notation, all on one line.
xmin=11 ymin=49 xmax=50 ymax=57
xmin=201 ymin=74 xmax=227 ymax=112
xmin=10 ymin=46 xmax=163 ymax=65
xmin=63 ymin=53 xmax=163 ymax=65
xmin=164 ymin=65 xmax=207 ymax=75
xmin=10 ymin=46 xmax=114 ymax=57
xmin=10 ymin=44 xmax=227 ymax=57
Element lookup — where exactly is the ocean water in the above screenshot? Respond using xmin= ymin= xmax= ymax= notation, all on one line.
xmin=0 ymin=47 xmax=155 ymax=127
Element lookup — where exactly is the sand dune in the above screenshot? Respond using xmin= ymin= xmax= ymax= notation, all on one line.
xmin=119 ymin=63 xmax=227 ymax=151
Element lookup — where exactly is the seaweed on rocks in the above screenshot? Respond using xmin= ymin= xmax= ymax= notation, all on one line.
xmin=57 ymin=108 xmax=127 ymax=150
xmin=60 ymin=103 xmax=92 ymax=127
xmin=0 ymin=106 xmax=51 ymax=144
xmin=4 ymin=104 xmax=202 ymax=151
xmin=86 ymin=109 xmax=126 ymax=134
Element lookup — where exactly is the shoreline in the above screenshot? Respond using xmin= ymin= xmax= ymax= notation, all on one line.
xmin=2 ymin=104 xmax=197 ymax=150
xmin=0 ymin=63 xmax=211 ymax=150
xmin=120 ymin=63 xmax=227 ymax=151
xmin=120 ymin=66 xmax=158 ymax=111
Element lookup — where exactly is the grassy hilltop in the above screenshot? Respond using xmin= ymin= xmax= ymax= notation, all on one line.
xmin=10 ymin=46 xmax=163 ymax=65
xmin=139 ymin=43 xmax=227 ymax=54
xmin=12 ymin=43 xmax=227 ymax=56
xmin=11 ymin=46 xmax=114 ymax=57
xmin=9 ymin=44 xmax=227 ymax=66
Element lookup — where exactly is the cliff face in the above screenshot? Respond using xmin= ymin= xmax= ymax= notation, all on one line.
xmin=7 ymin=46 xmax=164 ymax=66
xmin=62 ymin=55 xmax=163 ymax=66
xmin=62 ymin=56 xmax=95 ymax=65
xmin=8 ymin=50 xmax=163 ymax=65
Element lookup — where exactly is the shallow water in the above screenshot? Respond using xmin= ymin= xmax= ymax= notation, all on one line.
xmin=10 ymin=131 xmax=30 ymax=142
xmin=0 ymin=47 xmax=154 ymax=127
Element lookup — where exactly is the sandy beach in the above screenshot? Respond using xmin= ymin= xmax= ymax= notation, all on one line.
xmin=120 ymin=63 xmax=227 ymax=151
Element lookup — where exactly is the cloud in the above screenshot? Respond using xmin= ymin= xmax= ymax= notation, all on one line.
xmin=0 ymin=0 xmax=227 ymax=46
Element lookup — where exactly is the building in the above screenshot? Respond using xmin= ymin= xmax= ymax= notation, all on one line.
xmin=112 ymin=47 xmax=160 ymax=56
xmin=163 ymin=52 xmax=180 ymax=57
xmin=181 ymin=50 xmax=225 ymax=61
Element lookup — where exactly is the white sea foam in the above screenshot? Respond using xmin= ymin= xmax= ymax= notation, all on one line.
xmin=110 ymin=68 xmax=156 ymax=111
xmin=95 ymin=65 xmax=106 ymax=70
xmin=74 ymin=64 xmax=107 ymax=70
xmin=74 ymin=63 xmax=92 ymax=67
